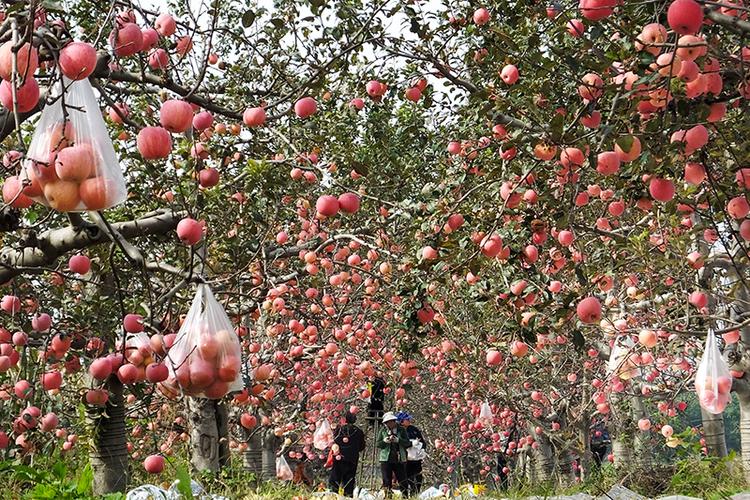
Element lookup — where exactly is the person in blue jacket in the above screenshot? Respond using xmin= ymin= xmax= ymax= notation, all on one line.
xmin=398 ymin=411 xmax=427 ymax=496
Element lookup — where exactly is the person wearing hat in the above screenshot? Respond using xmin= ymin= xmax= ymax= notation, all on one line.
xmin=398 ymin=412 xmax=427 ymax=496
xmin=376 ymin=411 xmax=410 ymax=496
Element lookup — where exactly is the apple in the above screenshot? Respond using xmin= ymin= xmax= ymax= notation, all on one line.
xmin=0 ymin=77 xmax=40 ymax=113
xmin=146 ymin=363 xmax=169 ymax=383
xmin=148 ymin=48 xmax=169 ymax=70
xmin=473 ymin=8 xmax=490 ymax=25
xmin=89 ymin=357 xmax=113 ymax=380
xmin=41 ymin=371 xmax=62 ymax=390
xmin=55 ymin=144 xmax=95 ymax=181
xmin=68 ymin=255 xmax=91 ymax=275
xmin=192 ymin=111 xmax=213 ymax=131
xmin=338 ymin=193 xmax=360 ymax=213
xmin=111 ymin=22 xmax=143 ymax=57
xmin=59 ymin=42 xmax=97 ymax=80
xmin=143 ymin=454 xmax=165 ymax=474
xmin=486 ymin=349 xmax=502 ymax=366
xmin=32 ymin=313 xmax=51 ymax=332
xmin=243 ymin=107 xmax=266 ymax=127
xmin=667 ymin=0 xmax=703 ymax=35
xmin=316 ymin=195 xmax=339 ymax=217
xmin=0 ymin=41 xmax=38 ymax=80
xmin=500 ymin=64 xmax=519 ymax=85
xmin=649 ymin=178 xmax=675 ymax=202
xmin=155 ymin=13 xmax=177 ymax=36
xmin=137 ymin=127 xmax=172 ymax=159
xmin=576 ymin=297 xmax=602 ymax=324
xmin=160 ymin=100 xmax=194 ymax=133
xmin=2 ymin=176 xmax=34 ymax=208
xmin=294 ymin=97 xmax=317 ymax=118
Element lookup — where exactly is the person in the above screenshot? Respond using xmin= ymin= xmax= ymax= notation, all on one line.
xmin=328 ymin=411 xmax=366 ymax=497
xmin=590 ymin=418 xmax=611 ymax=466
xmin=368 ymin=376 xmax=386 ymax=423
xmin=293 ymin=456 xmax=313 ymax=486
xmin=398 ymin=411 xmax=426 ymax=497
xmin=377 ymin=411 xmax=410 ymax=496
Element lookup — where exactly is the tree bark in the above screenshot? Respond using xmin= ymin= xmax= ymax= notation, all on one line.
xmin=0 ymin=209 xmax=183 ymax=283
xmin=188 ymin=397 xmax=224 ymax=473
xmin=88 ymin=377 xmax=128 ymax=495
xmin=261 ymin=428 xmax=278 ymax=480
xmin=701 ymin=407 xmax=728 ymax=457
xmin=739 ymin=394 xmax=750 ymax=482
xmin=578 ymin=418 xmax=593 ymax=481
xmin=631 ymin=396 xmax=653 ymax=467
xmin=557 ymin=448 xmax=576 ymax=486
xmin=533 ymin=433 xmax=555 ymax=482
xmin=611 ymin=434 xmax=633 ymax=467
xmin=243 ymin=427 xmax=263 ymax=480
xmin=217 ymin=401 xmax=230 ymax=469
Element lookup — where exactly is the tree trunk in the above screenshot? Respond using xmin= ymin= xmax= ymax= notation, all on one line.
xmin=631 ymin=396 xmax=653 ymax=467
xmin=520 ymin=446 xmax=535 ymax=483
xmin=216 ymin=401 xmax=230 ymax=468
xmin=89 ymin=377 xmax=128 ymax=495
xmin=578 ymin=418 xmax=593 ymax=481
xmin=557 ymin=448 xmax=576 ymax=486
xmin=701 ymin=407 xmax=728 ymax=457
xmin=261 ymin=428 xmax=278 ymax=480
xmin=533 ymin=433 xmax=555 ymax=482
xmin=243 ymin=428 xmax=263 ymax=479
xmin=188 ymin=397 xmax=227 ymax=473
xmin=739 ymin=394 xmax=750 ymax=482
xmin=611 ymin=435 xmax=633 ymax=468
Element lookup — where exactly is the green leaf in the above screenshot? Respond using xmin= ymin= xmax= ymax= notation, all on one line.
xmin=52 ymin=461 xmax=66 ymax=480
xmin=549 ymin=113 xmax=565 ymax=143
xmin=270 ymin=18 xmax=285 ymax=29
xmin=572 ymin=330 xmax=585 ymax=351
xmin=309 ymin=0 xmax=325 ymax=14
xmin=41 ymin=0 xmax=64 ymax=12
xmin=351 ymin=161 xmax=369 ymax=177
xmin=241 ymin=10 xmax=256 ymax=27
xmin=175 ymin=464 xmax=194 ymax=499
xmin=76 ymin=463 xmax=93 ymax=495
xmin=616 ymin=135 xmax=635 ymax=154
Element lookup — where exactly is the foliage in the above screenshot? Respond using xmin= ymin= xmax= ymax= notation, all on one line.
xmin=667 ymin=453 xmax=747 ymax=500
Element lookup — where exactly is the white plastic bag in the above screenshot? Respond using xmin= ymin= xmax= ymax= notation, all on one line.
xmin=21 ymin=78 xmax=127 ymax=212
xmin=695 ymin=330 xmax=732 ymax=414
xmin=608 ymin=335 xmax=639 ymax=380
xmin=162 ymin=284 xmax=243 ymax=399
xmin=276 ymin=455 xmax=293 ymax=481
xmin=354 ymin=488 xmax=379 ymax=500
xmin=126 ymin=485 xmax=169 ymax=500
xmin=418 ymin=486 xmax=445 ymax=499
xmin=478 ymin=401 xmax=493 ymax=424
xmin=314 ymin=418 xmax=334 ymax=450
xmin=407 ymin=438 xmax=426 ymax=461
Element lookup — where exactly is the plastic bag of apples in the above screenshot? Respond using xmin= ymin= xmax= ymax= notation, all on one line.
xmin=160 ymin=284 xmax=243 ymax=399
xmin=695 ymin=330 xmax=732 ymax=414
xmin=313 ymin=418 xmax=334 ymax=450
xmin=19 ymin=78 xmax=127 ymax=212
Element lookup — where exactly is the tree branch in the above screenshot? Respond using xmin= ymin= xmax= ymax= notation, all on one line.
xmin=0 ymin=209 xmax=185 ymax=283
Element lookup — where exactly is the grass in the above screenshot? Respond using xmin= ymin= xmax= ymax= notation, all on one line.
xmin=0 ymin=449 xmax=745 ymax=499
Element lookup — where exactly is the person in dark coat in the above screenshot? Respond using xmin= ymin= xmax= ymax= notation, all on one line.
xmin=398 ymin=411 xmax=426 ymax=496
xmin=590 ymin=418 xmax=611 ymax=467
xmin=329 ymin=411 xmax=366 ymax=497
xmin=368 ymin=376 xmax=386 ymax=424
